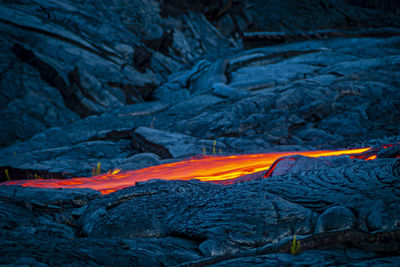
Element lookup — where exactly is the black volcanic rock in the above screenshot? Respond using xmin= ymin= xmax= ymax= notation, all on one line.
xmin=314 ymin=206 xmax=355 ymax=233
xmin=2 ymin=0 xmax=400 ymax=147
xmin=240 ymin=0 xmax=400 ymax=33
xmin=0 ymin=0 xmax=233 ymax=147
xmin=1 ymin=0 xmax=400 ymax=265
xmin=79 ymin=179 xmax=316 ymax=252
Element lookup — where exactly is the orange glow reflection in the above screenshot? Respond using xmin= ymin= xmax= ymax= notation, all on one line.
xmin=365 ymin=155 xmax=377 ymax=161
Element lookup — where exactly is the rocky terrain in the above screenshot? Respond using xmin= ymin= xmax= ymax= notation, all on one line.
xmin=1 ymin=0 xmax=400 ymax=265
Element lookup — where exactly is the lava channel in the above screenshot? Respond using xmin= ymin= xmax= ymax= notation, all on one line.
xmin=1 ymin=147 xmax=377 ymax=194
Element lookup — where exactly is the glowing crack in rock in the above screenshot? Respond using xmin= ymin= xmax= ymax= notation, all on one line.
xmin=1 ymin=148 xmax=373 ymax=194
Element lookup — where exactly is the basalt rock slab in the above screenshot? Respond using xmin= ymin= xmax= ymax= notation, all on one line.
xmin=1 ymin=236 xmax=202 ymax=266
xmin=181 ymin=229 xmax=400 ymax=266
xmin=242 ymin=27 xmax=400 ymax=48
xmin=0 ymin=185 xmax=100 ymax=211
xmin=0 ymin=185 xmax=202 ymax=266
xmin=157 ymin=36 xmax=400 ymax=151
xmin=264 ymin=155 xmax=351 ymax=178
xmin=266 ymin=158 xmax=400 ymax=232
xmin=2 ymin=0 xmax=399 ymax=149
xmin=131 ymin=126 xmax=228 ymax=159
xmin=0 ymin=0 xmax=232 ymax=147
xmin=0 ymin=186 xmax=100 ymax=245
xmin=78 ymin=179 xmax=317 ymax=256
xmin=204 ymin=249 xmax=400 ymax=267
xmin=244 ymin=0 xmax=400 ymax=34
xmin=314 ymin=206 xmax=355 ymax=233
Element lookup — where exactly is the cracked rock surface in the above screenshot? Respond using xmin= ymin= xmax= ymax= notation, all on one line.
xmin=1 ymin=0 xmax=400 ymax=265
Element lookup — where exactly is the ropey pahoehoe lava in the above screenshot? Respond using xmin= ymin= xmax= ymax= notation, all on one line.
xmin=2 ymin=147 xmax=376 ymax=194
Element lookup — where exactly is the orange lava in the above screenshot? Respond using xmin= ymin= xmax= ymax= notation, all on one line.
xmin=1 ymin=147 xmax=372 ymax=194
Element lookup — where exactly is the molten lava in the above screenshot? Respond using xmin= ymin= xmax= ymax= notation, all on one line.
xmin=2 ymin=147 xmax=373 ymax=194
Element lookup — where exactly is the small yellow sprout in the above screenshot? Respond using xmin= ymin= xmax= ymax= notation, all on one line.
xmin=92 ymin=162 xmax=102 ymax=176
xmin=4 ymin=169 xmax=11 ymax=181
xmin=290 ymin=234 xmax=301 ymax=255
xmin=96 ymin=162 xmax=101 ymax=176
xmin=212 ymin=140 xmax=216 ymax=154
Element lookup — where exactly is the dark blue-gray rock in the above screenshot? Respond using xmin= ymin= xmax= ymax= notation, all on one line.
xmin=266 ymin=159 xmax=400 ymax=232
xmin=1 ymin=0 xmax=400 ymax=265
xmin=132 ymin=126 xmax=226 ymax=158
xmin=0 ymin=186 xmax=100 ymax=242
xmin=78 ymin=179 xmax=317 ymax=254
xmin=0 ymin=0 xmax=233 ymax=147
xmin=208 ymin=249 xmax=400 ymax=267
xmin=212 ymin=83 xmax=249 ymax=99
xmin=266 ymin=155 xmax=351 ymax=177
xmin=314 ymin=206 xmax=355 ymax=233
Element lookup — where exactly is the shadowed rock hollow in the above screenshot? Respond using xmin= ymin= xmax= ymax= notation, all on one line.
xmin=0 ymin=0 xmax=400 ymax=265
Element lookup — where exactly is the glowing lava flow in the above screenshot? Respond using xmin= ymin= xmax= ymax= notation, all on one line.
xmin=2 ymin=148 xmax=372 ymax=194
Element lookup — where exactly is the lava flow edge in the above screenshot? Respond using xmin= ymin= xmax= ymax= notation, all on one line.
xmin=1 ymin=146 xmax=379 ymax=194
